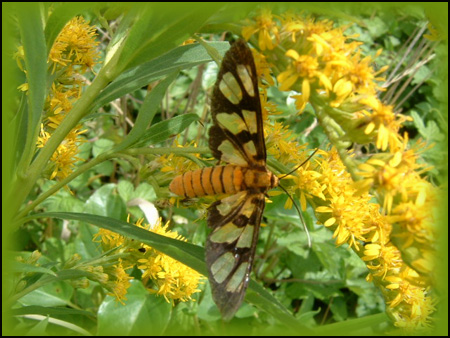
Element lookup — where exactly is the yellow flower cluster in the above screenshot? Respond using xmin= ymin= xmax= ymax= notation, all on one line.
xmin=94 ymin=217 xmax=203 ymax=304
xmin=136 ymin=218 xmax=204 ymax=303
xmin=265 ymin=122 xmax=307 ymax=165
xmin=242 ymin=10 xmax=439 ymax=330
xmin=159 ymin=139 xmax=202 ymax=177
xmin=242 ymin=8 xmax=279 ymax=51
xmin=48 ymin=16 xmax=100 ymax=73
xmin=315 ymin=149 xmax=436 ymax=329
xmin=355 ymin=139 xmax=438 ymax=281
xmin=36 ymin=124 xmax=85 ymax=180
xmin=241 ymin=10 xmax=410 ymax=154
xmin=106 ymin=259 xmax=133 ymax=304
xmin=33 ymin=16 xmax=100 ymax=181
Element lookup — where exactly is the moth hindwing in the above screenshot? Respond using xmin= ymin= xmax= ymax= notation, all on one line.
xmin=205 ymin=39 xmax=277 ymax=320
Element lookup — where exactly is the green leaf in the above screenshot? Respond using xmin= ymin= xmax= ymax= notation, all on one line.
xmin=133 ymin=113 xmax=199 ymax=148
xmin=92 ymin=138 xmax=115 ymax=158
xmin=314 ymin=241 xmax=349 ymax=279
xmin=18 ymin=280 xmax=73 ymax=307
xmin=118 ymin=4 xmax=219 ymax=71
xmin=132 ymin=183 xmax=157 ymax=202
xmin=117 ymin=180 xmax=135 ymax=202
xmin=91 ymin=42 xmax=230 ymax=111
xmin=365 ymin=16 xmax=389 ymax=38
xmin=247 ymin=281 xmax=311 ymax=332
xmin=41 ymin=188 xmax=84 ymax=213
xmin=197 ymin=284 xmax=222 ymax=321
xmin=102 ymin=5 xmax=137 ymax=57
xmin=112 ymin=72 xmax=179 ymax=152
xmin=13 ymin=261 xmax=57 ymax=277
xmin=16 ymin=3 xmax=47 ymax=162
xmin=12 ymin=305 xmax=93 ymax=318
xmin=314 ymin=313 xmax=390 ymax=335
xmin=84 ymin=184 xmax=127 ymax=220
xmin=98 ymin=281 xmax=172 ymax=335
xmin=411 ymin=110 xmax=445 ymax=142
xmin=411 ymin=110 xmax=426 ymax=133
xmin=330 ymin=296 xmax=348 ymax=321
xmin=412 ymin=65 xmax=432 ymax=85
xmin=27 ymin=316 xmax=49 ymax=335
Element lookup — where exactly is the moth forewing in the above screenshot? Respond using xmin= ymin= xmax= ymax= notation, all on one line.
xmin=210 ymin=39 xmax=266 ymax=168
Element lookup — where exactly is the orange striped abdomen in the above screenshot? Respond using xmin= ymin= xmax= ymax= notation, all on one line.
xmin=169 ymin=165 xmax=278 ymax=198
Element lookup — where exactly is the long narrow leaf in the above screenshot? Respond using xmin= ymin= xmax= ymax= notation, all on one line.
xmin=16 ymin=3 xmax=47 ymax=165
xmin=26 ymin=212 xmax=207 ymax=274
xmin=133 ymin=114 xmax=199 ymax=148
xmin=112 ymin=72 xmax=179 ymax=152
xmin=91 ymin=42 xmax=230 ymax=112
xmin=119 ymin=4 xmax=219 ymax=71
xmin=247 ymin=281 xmax=310 ymax=332
xmin=12 ymin=305 xmax=94 ymax=318
xmin=26 ymin=212 xmax=303 ymax=328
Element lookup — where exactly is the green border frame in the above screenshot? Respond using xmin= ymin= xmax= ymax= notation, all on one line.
xmin=2 ymin=2 xmax=447 ymax=335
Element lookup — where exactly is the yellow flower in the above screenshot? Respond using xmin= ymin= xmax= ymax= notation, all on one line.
xmin=17 ymin=83 xmax=29 ymax=92
xmin=265 ymin=122 xmax=307 ymax=165
xmin=251 ymin=49 xmax=275 ymax=87
xmin=356 ymin=157 xmax=401 ymax=212
xmin=48 ymin=16 xmax=100 ymax=73
xmin=14 ymin=45 xmax=26 ymax=71
xmin=136 ymin=218 xmax=204 ymax=303
xmin=364 ymin=243 xmax=403 ymax=279
xmin=94 ymin=216 xmax=204 ymax=304
xmin=158 ymin=139 xmax=201 ymax=176
xmin=287 ymin=163 xmax=325 ymax=211
xmin=106 ymin=259 xmax=134 ymax=305
xmin=46 ymin=83 xmax=81 ymax=126
xmin=423 ymin=23 xmax=441 ymax=42
xmin=242 ymin=8 xmax=279 ymax=50
xmin=93 ymin=227 xmax=128 ymax=252
xmin=277 ymin=50 xmax=328 ymax=93
xmin=385 ymin=267 xmax=435 ymax=329
xmin=36 ymin=124 xmax=86 ymax=180
xmin=359 ymin=97 xmax=411 ymax=151
xmin=181 ymin=38 xmax=196 ymax=45
xmin=331 ymin=78 xmax=353 ymax=107
xmin=315 ymin=191 xmax=373 ymax=250
xmin=362 ymin=243 xmax=382 ymax=261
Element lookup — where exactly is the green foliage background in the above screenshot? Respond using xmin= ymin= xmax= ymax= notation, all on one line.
xmin=2 ymin=2 xmax=448 ymax=336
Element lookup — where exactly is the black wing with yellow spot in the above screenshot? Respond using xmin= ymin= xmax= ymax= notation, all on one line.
xmin=206 ymin=191 xmax=265 ymax=320
xmin=209 ymin=39 xmax=266 ymax=169
xmin=206 ymin=39 xmax=267 ymax=320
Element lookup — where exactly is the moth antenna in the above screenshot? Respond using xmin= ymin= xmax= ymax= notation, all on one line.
xmin=277 ymin=184 xmax=312 ymax=249
xmin=276 ymin=144 xmax=325 ymax=248
xmin=278 ymin=147 xmax=320 ymax=180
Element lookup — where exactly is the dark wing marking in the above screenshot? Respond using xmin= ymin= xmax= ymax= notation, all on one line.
xmin=209 ymin=39 xmax=266 ymax=169
xmin=205 ymin=191 xmax=265 ymax=320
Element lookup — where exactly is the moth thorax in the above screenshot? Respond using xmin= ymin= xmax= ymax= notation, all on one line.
xmin=244 ymin=168 xmax=278 ymax=192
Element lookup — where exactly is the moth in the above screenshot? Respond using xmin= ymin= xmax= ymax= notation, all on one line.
xmin=169 ymin=39 xmax=278 ymax=320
